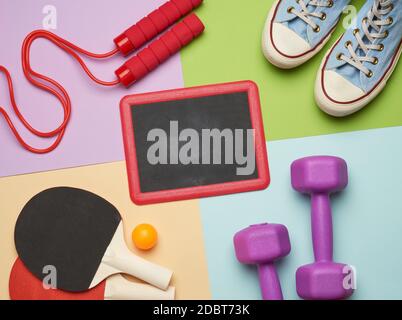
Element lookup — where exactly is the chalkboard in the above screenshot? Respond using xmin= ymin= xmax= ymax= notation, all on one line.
xmin=120 ymin=81 xmax=270 ymax=205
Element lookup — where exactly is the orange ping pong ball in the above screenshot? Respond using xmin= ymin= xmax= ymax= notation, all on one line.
xmin=132 ymin=224 xmax=158 ymax=250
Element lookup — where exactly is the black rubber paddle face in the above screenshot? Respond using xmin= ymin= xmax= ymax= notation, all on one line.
xmin=14 ymin=187 xmax=121 ymax=292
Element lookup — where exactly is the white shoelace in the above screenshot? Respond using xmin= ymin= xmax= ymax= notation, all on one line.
xmin=288 ymin=0 xmax=334 ymax=32
xmin=339 ymin=0 xmax=394 ymax=78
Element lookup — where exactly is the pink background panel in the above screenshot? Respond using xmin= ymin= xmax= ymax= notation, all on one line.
xmin=0 ymin=0 xmax=184 ymax=177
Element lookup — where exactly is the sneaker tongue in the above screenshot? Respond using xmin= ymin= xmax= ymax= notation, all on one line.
xmin=285 ymin=4 xmax=319 ymax=44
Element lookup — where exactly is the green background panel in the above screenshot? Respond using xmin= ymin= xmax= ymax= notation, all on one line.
xmin=181 ymin=0 xmax=402 ymax=141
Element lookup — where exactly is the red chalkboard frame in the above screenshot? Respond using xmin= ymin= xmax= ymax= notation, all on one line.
xmin=120 ymin=80 xmax=270 ymax=205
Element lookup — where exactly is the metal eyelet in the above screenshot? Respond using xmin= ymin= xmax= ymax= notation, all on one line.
xmin=287 ymin=6 xmax=294 ymax=13
xmin=388 ymin=17 xmax=393 ymax=25
xmin=320 ymin=13 xmax=327 ymax=21
xmin=336 ymin=53 xmax=343 ymax=60
xmin=366 ymin=70 xmax=373 ymax=78
xmin=384 ymin=30 xmax=389 ymax=38
xmin=372 ymin=57 xmax=378 ymax=65
xmin=378 ymin=43 xmax=384 ymax=51
xmin=313 ymin=25 xmax=320 ymax=33
xmin=362 ymin=17 xmax=368 ymax=24
xmin=353 ymin=28 xmax=359 ymax=36
xmin=344 ymin=40 xmax=352 ymax=48
xmin=328 ymin=0 xmax=333 ymax=8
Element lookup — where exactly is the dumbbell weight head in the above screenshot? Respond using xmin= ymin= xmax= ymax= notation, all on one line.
xmin=296 ymin=262 xmax=354 ymax=300
xmin=234 ymin=223 xmax=291 ymax=264
xmin=234 ymin=223 xmax=291 ymax=300
xmin=291 ymin=156 xmax=348 ymax=194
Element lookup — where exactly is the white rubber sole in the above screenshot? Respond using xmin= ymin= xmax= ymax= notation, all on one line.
xmin=315 ymin=37 xmax=402 ymax=117
xmin=262 ymin=0 xmax=336 ymax=69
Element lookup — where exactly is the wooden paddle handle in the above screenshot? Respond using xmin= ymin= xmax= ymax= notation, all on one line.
xmin=103 ymin=245 xmax=173 ymax=290
xmin=107 ymin=254 xmax=173 ymax=290
xmin=104 ymin=275 xmax=175 ymax=300
xmin=100 ymin=223 xmax=173 ymax=290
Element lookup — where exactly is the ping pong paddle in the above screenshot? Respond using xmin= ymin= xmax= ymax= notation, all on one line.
xmin=14 ymin=187 xmax=173 ymax=292
xmin=9 ymin=258 xmax=175 ymax=300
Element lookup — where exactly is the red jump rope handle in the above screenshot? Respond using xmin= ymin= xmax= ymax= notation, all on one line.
xmin=116 ymin=13 xmax=204 ymax=87
xmin=114 ymin=0 xmax=203 ymax=56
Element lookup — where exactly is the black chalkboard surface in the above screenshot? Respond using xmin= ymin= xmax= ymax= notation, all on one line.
xmin=120 ymin=81 xmax=270 ymax=205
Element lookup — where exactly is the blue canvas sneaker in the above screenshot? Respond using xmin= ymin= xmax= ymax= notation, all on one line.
xmin=262 ymin=0 xmax=351 ymax=68
xmin=316 ymin=0 xmax=401 ymax=116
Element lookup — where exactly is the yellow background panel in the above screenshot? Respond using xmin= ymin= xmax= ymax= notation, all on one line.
xmin=0 ymin=161 xmax=210 ymax=300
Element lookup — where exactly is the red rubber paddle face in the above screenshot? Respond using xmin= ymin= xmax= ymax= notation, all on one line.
xmin=9 ymin=258 xmax=106 ymax=300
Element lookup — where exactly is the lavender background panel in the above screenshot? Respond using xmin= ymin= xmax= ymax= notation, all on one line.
xmin=0 ymin=0 xmax=184 ymax=177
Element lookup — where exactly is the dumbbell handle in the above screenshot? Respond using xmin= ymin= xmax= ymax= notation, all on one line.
xmin=311 ymin=193 xmax=333 ymax=262
xmin=258 ymin=263 xmax=283 ymax=300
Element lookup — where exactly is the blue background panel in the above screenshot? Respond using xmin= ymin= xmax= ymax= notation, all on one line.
xmin=200 ymin=126 xmax=402 ymax=300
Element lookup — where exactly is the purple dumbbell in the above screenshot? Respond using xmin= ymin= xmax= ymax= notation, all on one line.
xmin=291 ymin=156 xmax=354 ymax=300
xmin=233 ymin=223 xmax=291 ymax=300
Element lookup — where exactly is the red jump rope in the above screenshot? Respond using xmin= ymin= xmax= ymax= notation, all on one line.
xmin=0 ymin=0 xmax=204 ymax=154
